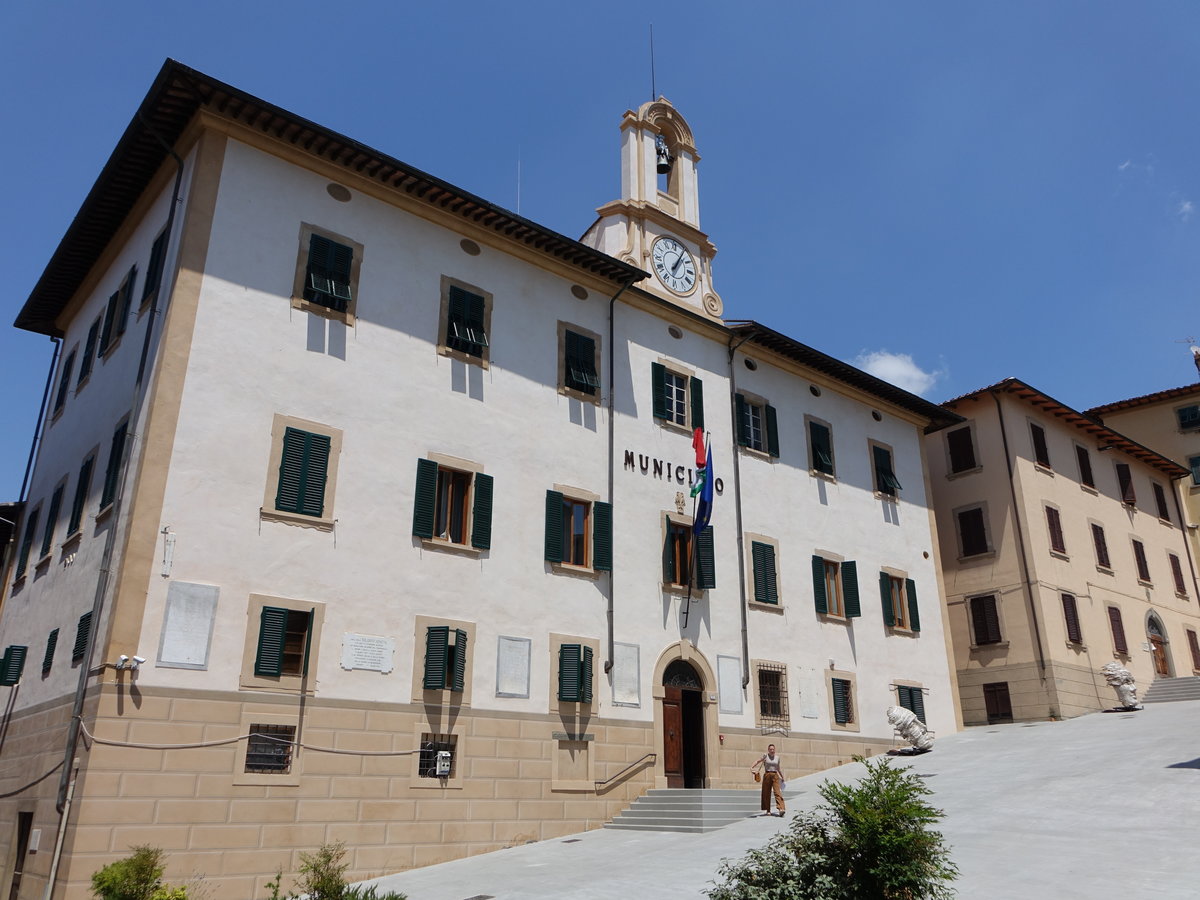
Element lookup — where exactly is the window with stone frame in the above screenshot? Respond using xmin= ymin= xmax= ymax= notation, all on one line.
xmin=756 ymin=662 xmax=789 ymax=728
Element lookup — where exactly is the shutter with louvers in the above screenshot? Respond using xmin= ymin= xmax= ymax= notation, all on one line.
xmin=80 ymin=319 xmax=99 ymax=383
xmin=1116 ymin=464 xmax=1135 ymax=505
xmin=1188 ymin=630 xmax=1200 ymax=671
xmin=254 ymin=607 xmax=289 ymax=677
xmin=696 ymin=526 xmax=716 ymax=590
xmin=0 ymin=646 xmax=28 ymax=686
xmin=558 ymin=644 xmax=582 ymax=702
xmin=765 ymin=404 xmax=780 ymax=458
xmin=751 ymin=541 xmax=777 ymax=604
xmin=68 ymin=456 xmax=94 ymax=535
xmin=593 ymin=501 xmax=613 ymax=571
xmin=663 ymin=515 xmax=676 ymax=584
xmin=54 ymin=352 xmax=75 ymax=413
xmin=1062 ymin=594 xmax=1082 ymax=644
xmin=1076 ymin=445 xmax=1095 ymax=487
xmin=424 ymin=626 xmax=450 ymax=690
xmin=1046 ymin=507 xmax=1065 ymax=553
xmin=879 ymin=571 xmax=895 ymax=627
xmin=451 ymin=629 xmax=468 ymax=692
xmin=115 ymin=267 xmax=137 ymax=336
xmin=1092 ymin=524 xmax=1111 ymax=568
xmin=544 ymin=490 xmax=564 ymax=563
xmin=275 ymin=428 xmax=329 ymax=518
xmin=101 ymin=422 xmax=128 ymax=509
xmin=1154 ymin=484 xmax=1171 ymax=521
xmin=812 ymin=556 xmax=828 ymax=614
xmin=72 ymin=612 xmax=93 ymax=663
xmin=1108 ymin=607 xmax=1128 ymax=655
xmin=1030 ymin=424 xmax=1051 ymax=467
xmin=832 ymin=678 xmax=851 ymax=724
xmin=98 ymin=291 xmax=119 ymax=355
xmin=143 ymin=229 xmax=168 ymax=304
xmin=946 ymin=427 xmax=976 ymax=472
xmin=811 ymin=421 xmax=834 ymax=474
xmin=306 ymin=235 xmax=354 ymax=310
xmin=873 ymin=445 xmax=901 ymax=493
xmin=471 ymin=473 xmax=493 ymax=549
xmin=970 ymin=595 xmax=1001 ymax=645
xmin=690 ymin=377 xmax=704 ymax=431
xmin=651 ymin=363 xmax=668 ymax=419
xmin=41 ymin=486 xmax=64 ymax=558
xmin=842 ymin=561 xmax=861 ymax=617
xmin=735 ymin=394 xmax=749 ymax=446
xmin=1133 ymin=540 xmax=1151 ymax=582
xmin=899 ymin=686 xmax=926 ymax=723
xmin=1170 ymin=554 xmax=1187 ymax=595
xmin=581 ymin=646 xmax=594 ymax=703
xmin=15 ymin=509 xmax=39 ymax=579
xmin=906 ymin=579 xmax=921 ymax=632
xmin=565 ymin=331 xmax=599 ymax=394
xmin=412 ymin=459 xmax=439 ymax=538
xmin=42 ymin=629 xmax=59 ymax=675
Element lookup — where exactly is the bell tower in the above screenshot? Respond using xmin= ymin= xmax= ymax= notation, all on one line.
xmin=581 ymin=98 xmax=723 ymax=319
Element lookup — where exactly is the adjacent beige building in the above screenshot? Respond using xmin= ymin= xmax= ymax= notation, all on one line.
xmin=1085 ymin=383 xmax=1200 ymax=574
xmin=927 ymin=378 xmax=1200 ymax=725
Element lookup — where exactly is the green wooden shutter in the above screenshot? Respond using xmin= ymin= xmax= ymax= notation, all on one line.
xmin=80 ymin=319 xmax=99 ymax=382
xmin=879 ymin=571 xmax=895 ymax=626
xmin=696 ymin=526 xmax=716 ymax=590
xmin=412 ymin=459 xmax=439 ymax=538
xmin=72 ymin=612 xmax=93 ymax=663
xmin=544 ymin=490 xmax=564 ymax=563
xmin=558 ymin=644 xmax=582 ymax=701
xmin=98 ymin=291 xmax=119 ymax=355
xmin=0 ymin=646 xmax=27 ymax=686
xmin=752 ymin=541 xmax=777 ymax=604
xmin=15 ymin=509 xmax=39 ymax=579
xmin=275 ymin=428 xmax=329 ymax=518
xmin=842 ymin=561 xmax=861 ymax=617
xmin=565 ymin=331 xmax=598 ymax=393
xmin=41 ymin=486 xmax=64 ymax=558
xmin=68 ymin=456 xmax=94 ymax=535
xmin=593 ymin=501 xmax=613 ymax=571
xmin=690 ymin=376 xmax=704 ymax=431
xmin=874 ymin=446 xmax=902 ymax=493
xmin=450 ymin=629 xmax=468 ymax=692
xmin=115 ymin=266 xmax=137 ymax=336
xmin=662 ymin=515 xmax=675 ymax=583
xmin=735 ymin=394 xmax=749 ymax=446
xmin=910 ymin=687 xmax=926 ymax=723
xmin=143 ymin=229 xmax=168 ymax=304
xmin=42 ymin=629 xmax=59 ymax=675
xmin=812 ymin=555 xmax=828 ymax=614
xmin=54 ymin=352 xmax=76 ymax=413
xmin=581 ymin=646 xmax=594 ymax=703
xmin=101 ymin=421 xmax=128 ymax=508
xmin=651 ymin=363 xmax=668 ymax=419
xmin=306 ymin=235 xmax=354 ymax=308
xmin=765 ymin=404 xmax=780 ymax=458
xmin=906 ymin=579 xmax=921 ymax=632
xmin=832 ymin=678 xmax=850 ymax=724
xmin=811 ymin=422 xmax=834 ymax=474
xmin=254 ymin=606 xmax=289 ymax=677
xmin=471 ymin=473 xmax=494 ymax=549
xmin=424 ymin=626 xmax=450 ymax=690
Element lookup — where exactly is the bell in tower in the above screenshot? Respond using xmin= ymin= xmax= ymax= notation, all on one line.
xmin=580 ymin=97 xmax=723 ymax=319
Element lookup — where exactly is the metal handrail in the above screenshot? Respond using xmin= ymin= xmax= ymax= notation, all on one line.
xmin=594 ymin=752 xmax=656 ymax=788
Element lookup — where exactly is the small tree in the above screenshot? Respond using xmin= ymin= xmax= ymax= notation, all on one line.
xmin=267 ymin=843 xmax=406 ymax=900
xmin=90 ymin=846 xmax=188 ymax=900
xmin=708 ymin=756 xmax=957 ymax=900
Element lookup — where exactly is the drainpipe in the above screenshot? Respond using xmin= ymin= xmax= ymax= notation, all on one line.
xmin=1170 ymin=485 xmax=1199 ymax=597
xmin=604 ymin=277 xmax=637 ymax=674
xmin=727 ymin=330 xmax=754 ymax=688
xmin=19 ymin=337 xmax=61 ymax=504
xmin=990 ymin=389 xmax=1047 ymax=680
xmin=54 ymin=121 xmax=186 ymax=818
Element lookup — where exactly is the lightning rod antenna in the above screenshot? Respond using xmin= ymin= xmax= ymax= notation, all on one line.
xmin=650 ymin=24 xmax=656 ymax=101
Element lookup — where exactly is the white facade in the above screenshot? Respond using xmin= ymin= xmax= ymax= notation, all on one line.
xmin=0 ymin=64 xmax=960 ymax=899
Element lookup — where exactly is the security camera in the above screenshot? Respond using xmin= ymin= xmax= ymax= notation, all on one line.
xmin=131 ymin=656 xmax=146 ymax=669
xmin=116 ymin=655 xmax=130 ymax=669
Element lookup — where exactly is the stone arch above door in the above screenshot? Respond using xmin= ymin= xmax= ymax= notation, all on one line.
xmin=652 ymin=640 xmax=716 ymax=691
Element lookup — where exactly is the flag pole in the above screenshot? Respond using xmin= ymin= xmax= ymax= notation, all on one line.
xmin=681 ymin=429 xmax=710 ymax=629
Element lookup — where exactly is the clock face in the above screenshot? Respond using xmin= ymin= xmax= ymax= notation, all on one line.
xmin=652 ymin=237 xmax=697 ymax=294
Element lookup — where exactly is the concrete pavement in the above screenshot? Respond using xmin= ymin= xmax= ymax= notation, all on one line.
xmin=364 ymin=700 xmax=1200 ymax=899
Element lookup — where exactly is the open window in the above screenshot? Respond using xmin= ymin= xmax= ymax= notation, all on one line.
xmin=291 ymin=224 xmax=363 ymax=321
xmin=812 ymin=555 xmax=860 ymax=619
xmin=544 ymin=489 xmax=611 ymax=571
xmin=412 ymin=457 xmax=493 ymax=551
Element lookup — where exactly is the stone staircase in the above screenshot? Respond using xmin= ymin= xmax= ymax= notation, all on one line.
xmin=605 ymin=788 xmax=799 ymax=833
xmin=1141 ymin=676 xmax=1200 ymax=704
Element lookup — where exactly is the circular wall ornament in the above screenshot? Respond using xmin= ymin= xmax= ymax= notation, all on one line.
xmin=459 ymin=239 xmax=481 ymax=256
xmin=667 ymin=325 xmax=684 ymax=340
xmin=702 ymin=293 xmax=723 ymax=316
xmin=571 ymin=285 xmax=588 ymax=300
xmin=326 ymin=183 xmax=352 ymax=202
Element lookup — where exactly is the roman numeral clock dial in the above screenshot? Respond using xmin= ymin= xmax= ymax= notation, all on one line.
xmin=651 ymin=237 xmax=697 ymax=294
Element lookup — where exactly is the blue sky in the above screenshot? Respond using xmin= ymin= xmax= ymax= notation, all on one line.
xmin=3 ymin=1 xmax=1198 ymax=498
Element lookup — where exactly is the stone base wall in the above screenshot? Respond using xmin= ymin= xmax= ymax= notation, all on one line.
xmin=958 ymin=660 xmax=1120 ymax=724
xmin=3 ymin=685 xmax=902 ymax=900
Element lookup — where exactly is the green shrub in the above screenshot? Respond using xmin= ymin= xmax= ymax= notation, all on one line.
xmin=708 ymin=756 xmax=957 ymax=900
xmin=264 ymin=843 xmax=406 ymax=900
xmin=90 ymin=846 xmax=188 ymax=900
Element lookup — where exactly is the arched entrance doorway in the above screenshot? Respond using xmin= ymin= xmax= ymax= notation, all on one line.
xmin=1147 ymin=616 xmax=1171 ymax=678
xmin=662 ymin=660 xmax=706 ymax=788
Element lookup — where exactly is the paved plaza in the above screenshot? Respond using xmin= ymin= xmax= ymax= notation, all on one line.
xmin=365 ymin=699 xmax=1200 ymax=899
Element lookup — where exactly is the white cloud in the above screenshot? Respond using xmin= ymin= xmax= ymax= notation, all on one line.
xmin=854 ymin=350 xmax=944 ymax=396
xmin=1178 ymin=199 xmax=1194 ymax=222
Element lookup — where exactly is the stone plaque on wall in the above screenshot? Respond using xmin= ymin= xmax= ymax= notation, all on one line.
xmin=341 ymin=633 xmax=395 ymax=673
xmin=717 ymin=654 xmax=742 ymax=714
xmin=496 ymin=636 xmax=531 ymax=697
xmin=157 ymin=581 xmax=219 ymax=669
xmin=796 ymin=666 xmax=820 ymax=718
xmin=612 ymin=642 xmax=640 ymax=706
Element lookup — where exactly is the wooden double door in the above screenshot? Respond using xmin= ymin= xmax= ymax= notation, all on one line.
xmin=663 ymin=682 xmax=706 ymax=788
